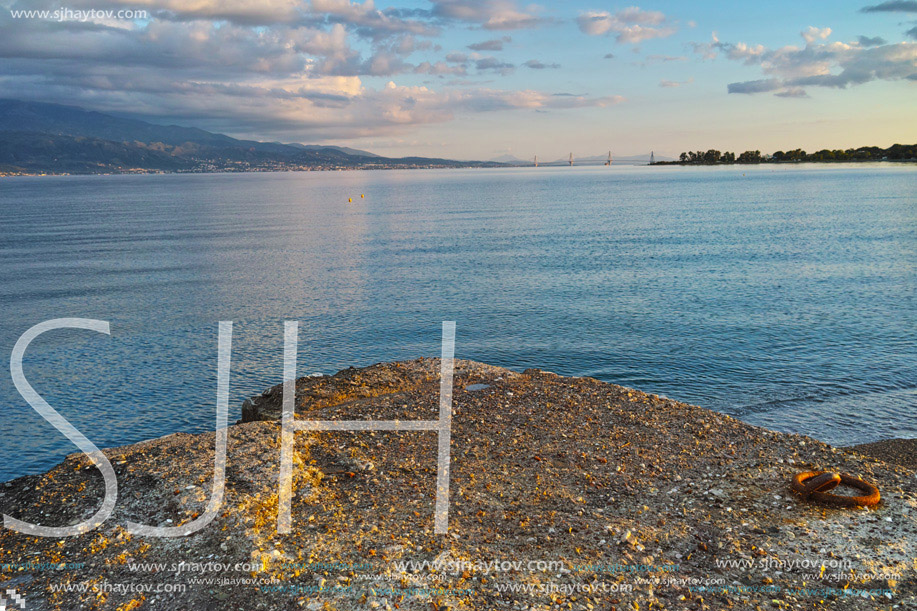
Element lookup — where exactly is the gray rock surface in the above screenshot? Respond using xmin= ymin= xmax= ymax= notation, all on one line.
xmin=2 ymin=358 xmax=914 ymax=610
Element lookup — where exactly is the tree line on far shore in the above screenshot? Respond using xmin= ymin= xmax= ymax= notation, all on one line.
xmin=655 ymin=143 xmax=916 ymax=165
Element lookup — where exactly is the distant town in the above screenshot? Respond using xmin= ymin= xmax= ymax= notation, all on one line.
xmin=0 ymin=161 xmax=495 ymax=177
xmin=0 ymin=99 xmax=502 ymax=176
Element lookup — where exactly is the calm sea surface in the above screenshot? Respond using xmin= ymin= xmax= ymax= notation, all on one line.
xmin=0 ymin=165 xmax=914 ymax=481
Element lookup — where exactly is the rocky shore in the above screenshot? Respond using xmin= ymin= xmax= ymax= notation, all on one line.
xmin=1 ymin=359 xmax=915 ymax=610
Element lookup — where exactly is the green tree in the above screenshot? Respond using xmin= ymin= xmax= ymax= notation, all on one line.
xmin=737 ymin=150 xmax=761 ymax=163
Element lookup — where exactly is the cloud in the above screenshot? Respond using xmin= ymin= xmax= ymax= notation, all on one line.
xmin=309 ymin=0 xmax=439 ymax=39
xmin=474 ymin=55 xmax=515 ymax=74
xmin=86 ymin=0 xmax=437 ymax=38
xmin=389 ymin=35 xmax=433 ymax=55
xmin=774 ymin=87 xmax=809 ymax=97
xmin=0 ymin=64 xmax=620 ymax=140
xmin=524 ymin=59 xmax=560 ymax=69
xmin=0 ymin=0 xmax=628 ymax=142
xmin=0 ymin=18 xmax=346 ymax=76
xmin=576 ymin=8 xmax=676 ymax=43
xmin=659 ymin=77 xmax=693 ymax=87
xmin=788 ymin=43 xmax=917 ymax=87
xmin=444 ymin=51 xmax=517 ymax=74
xmin=727 ymin=78 xmax=781 ymax=94
xmin=615 ymin=6 xmax=666 ymax=25
xmin=577 ymin=9 xmax=651 ymax=37
xmin=646 ymin=54 xmax=688 ymax=63
xmin=429 ymin=0 xmax=545 ymax=30
xmin=860 ymin=1 xmax=917 ymax=12
xmin=603 ymin=52 xmax=615 ymax=59
xmin=692 ymin=24 xmax=917 ymax=95
xmin=413 ymin=61 xmax=466 ymax=75
xmin=858 ymin=35 xmax=888 ymax=46
xmin=718 ymin=32 xmax=917 ymax=95
xmin=908 ymin=26 xmax=917 ymax=39
xmin=690 ymin=32 xmax=720 ymax=60
xmin=115 ymin=0 xmax=305 ymax=25
xmin=467 ymin=36 xmax=511 ymax=51
xmin=724 ymin=41 xmax=767 ymax=62
xmin=322 ymin=82 xmax=616 ymax=133
xmin=801 ymin=26 xmax=832 ymax=44
xmin=446 ymin=51 xmax=516 ymax=76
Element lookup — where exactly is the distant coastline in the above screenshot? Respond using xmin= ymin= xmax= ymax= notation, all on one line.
xmin=0 ymin=99 xmax=504 ymax=177
xmin=0 ymin=162 xmax=502 ymax=178
xmin=4 ymin=157 xmax=914 ymax=178
xmin=6 ymin=99 xmax=914 ymax=177
xmin=651 ymin=144 xmax=917 ymax=166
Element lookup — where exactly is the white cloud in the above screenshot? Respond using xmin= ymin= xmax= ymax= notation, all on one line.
xmin=712 ymin=31 xmax=917 ymax=97
xmin=659 ymin=77 xmax=693 ymax=88
xmin=0 ymin=0 xmax=625 ymax=141
xmin=725 ymin=41 xmax=767 ymax=63
xmin=801 ymin=26 xmax=832 ymax=44
xmin=577 ymin=7 xmax=676 ymax=43
xmin=576 ymin=11 xmax=613 ymax=36
xmin=615 ymin=6 xmax=665 ymax=25
xmin=429 ymin=0 xmax=544 ymax=30
xmin=774 ymin=87 xmax=808 ymax=97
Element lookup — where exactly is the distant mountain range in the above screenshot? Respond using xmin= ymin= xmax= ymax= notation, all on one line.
xmin=284 ymin=143 xmax=382 ymax=158
xmin=489 ymin=152 xmax=671 ymax=166
xmin=0 ymin=99 xmax=499 ymax=175
xmin=489 ymin=154 xmax=529 ymax=164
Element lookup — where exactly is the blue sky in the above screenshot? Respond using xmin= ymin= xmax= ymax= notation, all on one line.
xmin=1 ymin=0 xmax=914 ymax=158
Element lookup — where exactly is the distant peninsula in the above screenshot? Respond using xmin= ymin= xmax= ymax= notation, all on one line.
xmin=0 ymin=99 xmax=502 ymax=176
xmin=652 ymin=144 xmax=916 ymax=166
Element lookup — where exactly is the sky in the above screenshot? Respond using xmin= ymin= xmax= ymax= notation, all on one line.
xmin=0 ymin=0 xmax=915 ymax=159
